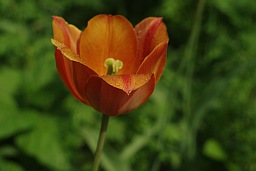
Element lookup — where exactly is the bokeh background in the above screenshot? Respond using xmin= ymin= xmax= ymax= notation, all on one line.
xmin=1 ymin=0 xmax=256 ymax=170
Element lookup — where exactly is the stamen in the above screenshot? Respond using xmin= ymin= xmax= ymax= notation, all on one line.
xmin=104 ymin=58 xmax=123 ymax=75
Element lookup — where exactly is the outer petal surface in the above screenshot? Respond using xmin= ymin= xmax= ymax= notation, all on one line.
xmin=135 ymin=17 xmax=169 ymax=61
xmin=52 ymin=16 xmax=81 ymax=53
xmin=55 ymin=50 xmax=97 ymax=105
xmin=52 ymin=16 xmax=98 ymax=105
xmin=79 ymin=14 xmax=138 ymax=75
xmin=137 ymin=42 xmax=168 ymax=83
xmin=51 ymin=39 xmax=82 ymax=63
xmin=85 ymin=74 xmax=155 ymax=116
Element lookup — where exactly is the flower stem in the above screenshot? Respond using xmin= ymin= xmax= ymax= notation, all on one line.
xmin=91 ymin=114 xmax=110 ymax=171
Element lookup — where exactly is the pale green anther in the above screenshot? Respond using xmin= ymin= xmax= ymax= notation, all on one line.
xmin=104 ymin=58 xmax=115 ymax=67
xmin=104 ymin=58 xmax=123 ymax=75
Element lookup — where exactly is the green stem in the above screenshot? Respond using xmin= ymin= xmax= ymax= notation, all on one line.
xmin=182 ymin=0 xmax=205 ymax=160
xmin=92 ymin=114 xmax=110 ymax=171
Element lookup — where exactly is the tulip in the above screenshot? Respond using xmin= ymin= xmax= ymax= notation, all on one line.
xmin=51 ymin=14 xmax=169 ymax=116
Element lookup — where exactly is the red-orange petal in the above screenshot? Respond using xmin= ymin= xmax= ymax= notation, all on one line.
xmin=135 ymin=17 xmax=169 ymax=61
xmin=137 ymin=42 xmax=168 ymax=83
xmin=52 ymin=16 xmax=81 ymax=53
xmin=101 ymin=74 xmax=152 ymax=95
xmin=79 ymin=14 xmax=138 ymax=75
xmin=85 ymin=74 xmax=155 ymax=116
xmin=55 ymin=49 xmax=97 ymax=105
xmin=51 ymin=39 xmax=82 ymax=63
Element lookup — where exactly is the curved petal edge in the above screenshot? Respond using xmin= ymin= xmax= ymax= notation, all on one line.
xmin=85 ymin=74 xmax=155 ymax=116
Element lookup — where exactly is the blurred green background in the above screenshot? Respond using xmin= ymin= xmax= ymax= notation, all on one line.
xmin=1 ymin=0 xmax=256 ymax=170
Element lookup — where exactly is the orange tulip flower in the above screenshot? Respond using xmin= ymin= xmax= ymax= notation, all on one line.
xmin=51 ymin=14 xmax=169 ymax=116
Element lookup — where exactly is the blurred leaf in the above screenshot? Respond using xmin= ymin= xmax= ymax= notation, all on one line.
xmin=0 ymin=21 xmax=28 ymax=59
xmin=22 ymin=43 xmax=56 ymax=92
xmin=0 ymin=68 xmax=20 ymax=108
xmin=107 ymin=118 xmax=125 ymax=143
xmin=0 ymin=146 xmax=18 ymax=157
xmin=203 ymin=139 xmax=227 ymax=161
xmin=120 ymin=126 xmax=159 ymax=161
xmin=81 ymin=127 xmax=131 ymax=171
xmin=16 ymin=111 xmax=71 ymax=171
xmin=226 ymin=162 xmax=242 ymax=171
xmin=169 ymin=152 xmax=181 ymax=169
xmin=0 ymin=109 xmax=34 ymax=140
xmin=209 ymin=0 xmax=256 ymax=27
xmin=0 ymin=160 xmax=24 ymax=171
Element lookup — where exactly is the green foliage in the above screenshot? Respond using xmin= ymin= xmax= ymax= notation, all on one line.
xmin=203 ymin=139 xmax=227 ymax=161
xmin=16 ymin=111 xmax=71 ymax=171
xmin=1 ymin=0 xmax=256 ymax=170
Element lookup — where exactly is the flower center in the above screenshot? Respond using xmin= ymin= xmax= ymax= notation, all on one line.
xmin=104 ymin=58 xmax=123 ymax=75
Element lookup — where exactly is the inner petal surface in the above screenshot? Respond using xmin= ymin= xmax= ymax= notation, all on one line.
xmin=79 ymin=14 xmax=138 ymax=75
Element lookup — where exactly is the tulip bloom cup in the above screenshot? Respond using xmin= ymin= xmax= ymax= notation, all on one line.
xmin=51 ymin=14 xmax=169 ymax=171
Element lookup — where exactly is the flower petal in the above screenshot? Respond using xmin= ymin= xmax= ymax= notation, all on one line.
xmin=51 ymin=39 xmax=82 ymax=63
xmin=52 ymin=16 xmax=81 ymax=53
xmin=135 ymin=17 xmax=169 ymax=61
xmin=55 ymin=49 xmax=97 ymax=105
xmin=100 ymin=74 xmax=152 ymax=95
xmin=137 ymin=42 xmax=168 ymax=83
xmin=79 ymin=14 xmax=138 ymax=75
xmin=85 ymin=74 xmax=155 ymax=116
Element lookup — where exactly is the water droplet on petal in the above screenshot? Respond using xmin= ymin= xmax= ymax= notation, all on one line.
xmin=127 ymin=90 xmax=132 ymax=95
